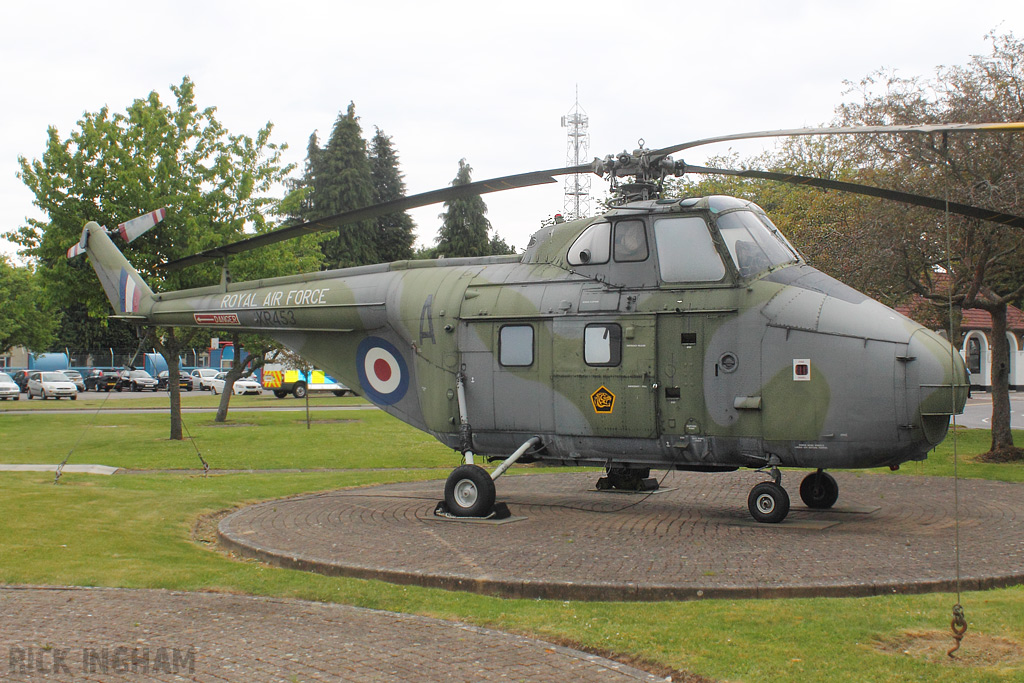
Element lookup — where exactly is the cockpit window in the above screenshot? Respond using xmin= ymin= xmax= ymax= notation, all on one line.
xmin=567 ymin=222 xmax=611 ymax=266
xmin=653 ymin=216 xmax=726 ymax=283
xmin=613 ymin=220 xmax=648 ymax=262
xmin=717 ymin=210 xmax=799 ymax=278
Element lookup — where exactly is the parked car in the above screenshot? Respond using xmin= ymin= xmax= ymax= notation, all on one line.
xmin=116 ymin=369 xmax=159 ymax=392
xmin=190 ymin=368 xmax=221 ymax=391
xmin=0 ymin=372 xmax=20 ymax=400
xmin=209 ymin=372 xmax=262 ymax=396
xmin=157 ymin=370 xmax=194 ymax=391
xmin=11 ymin=370 xmax=31 ymax=393
xmin=84 ymin=369 xmax=120 ymax=392
xmin=27 ymin=371 xmax=78 ymax=400
xmin=59 ymin=369 xmax=87 ymax=393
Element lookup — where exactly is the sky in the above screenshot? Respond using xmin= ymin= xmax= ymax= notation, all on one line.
xmin=1 ymin=0 xmax=1021 ymax=263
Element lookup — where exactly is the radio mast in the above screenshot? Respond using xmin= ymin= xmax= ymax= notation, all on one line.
xmin=560 ymin=89 xmax=591 ymax=221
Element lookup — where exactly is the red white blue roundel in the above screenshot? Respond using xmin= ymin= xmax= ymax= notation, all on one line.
xmin=356 ymin=337 xmax=409 ymax=405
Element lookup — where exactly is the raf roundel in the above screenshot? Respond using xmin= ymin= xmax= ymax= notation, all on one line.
xmin=356 ymin=337 xmax=410 ymax=405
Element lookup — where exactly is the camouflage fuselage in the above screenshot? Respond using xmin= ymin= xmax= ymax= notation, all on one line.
xmin=101 ymin=195 xmax=968 ymax=472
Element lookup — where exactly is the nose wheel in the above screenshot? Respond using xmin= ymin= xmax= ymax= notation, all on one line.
xmin=747 ymin=480 xmax=790 ymax=523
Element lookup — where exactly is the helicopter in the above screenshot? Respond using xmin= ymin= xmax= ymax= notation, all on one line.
xmin=70 ymin=122 xmax=1024 ymax=523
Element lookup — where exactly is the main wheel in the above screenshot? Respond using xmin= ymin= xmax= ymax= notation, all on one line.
xmin=748 ymin=482 xmax=790 ymax=523
xmin=799 ymin=471 xmax=839 ymax=509
xmin=444 ymin=464 xmax=496 ymax=517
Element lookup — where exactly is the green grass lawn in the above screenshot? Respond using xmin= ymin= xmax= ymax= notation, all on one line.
xmin=2 ymin=402 xmax=1023 ymax=682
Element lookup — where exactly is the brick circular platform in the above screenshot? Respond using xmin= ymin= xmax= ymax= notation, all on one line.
xmin=1 ymin=587 xmax=661 ymax=682
xmin=219 ymin=471 xmax=1024 ymax=601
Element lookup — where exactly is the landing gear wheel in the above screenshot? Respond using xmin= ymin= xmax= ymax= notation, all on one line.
xmin=748 ymin=482 xmax=790 ymax=523
xmin=597 ymin=467 xmax=658 ymax=491
xmin=799 ymin=470 xmax=839 ymax=509
xmin=444 ymin=464 xmax=496 ymax=517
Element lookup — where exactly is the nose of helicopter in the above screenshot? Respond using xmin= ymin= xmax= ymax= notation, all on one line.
xmin=902 ymin=326 xmax=969 ymax=446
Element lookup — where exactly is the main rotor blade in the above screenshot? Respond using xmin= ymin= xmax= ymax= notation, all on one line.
xmin=653 ymin=122 xmax=1024 ymax=158
xmin=159 ymin=166 xmax=590 ymax=271
xmin=685 ymin=164 xmax=1024 ymax=229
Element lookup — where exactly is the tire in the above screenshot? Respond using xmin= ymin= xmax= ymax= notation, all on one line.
xmin=799 ymin=471 xmax=839 ymax=509
xmin=211 ymin=386 xmax=218 ymax=395
xmin=444 ymin=464 xmax=496 ymax=517
xmin=26 ymin=391 xmax=32 ymax=400
xmin=71 ymin=394 xmax=77 ymax=401
xmin=273 ymin=390 xmax=287 ymax=399
xmin=292 ymin=383 xmax=307 ymax=399
xmin=748 ymin=482 xmax=790 ymax=524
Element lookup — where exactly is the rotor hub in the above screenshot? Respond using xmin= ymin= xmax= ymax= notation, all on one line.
xmin=592 ymin=141 xmax=687 ymax=204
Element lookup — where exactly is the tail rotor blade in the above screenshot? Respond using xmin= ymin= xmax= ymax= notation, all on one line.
xmin=118 ymin=208 xmax=167 ymax=242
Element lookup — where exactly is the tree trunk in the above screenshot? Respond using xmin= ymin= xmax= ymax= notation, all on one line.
xmin=987 ymin=303 xmax=1017 ymax=455
xmin=151 ymin=329 xmax=184 ymax=441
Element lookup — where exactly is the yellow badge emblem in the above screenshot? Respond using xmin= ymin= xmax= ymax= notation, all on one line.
xmin=591 ymin=386 xmax=615 ymax=414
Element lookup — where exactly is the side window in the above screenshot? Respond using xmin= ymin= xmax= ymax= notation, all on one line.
xmin=654 ymin=216 xmax=726 ymax=282
xmin=584 ymin=323 xmax=622 ymax=366
xmin=613 ymin=220 xmax=648 ymax=262
xmin=499 ymin=325 xmax=534 ymax=367
xmin=567 ymin=222 xmax=611 ymax=266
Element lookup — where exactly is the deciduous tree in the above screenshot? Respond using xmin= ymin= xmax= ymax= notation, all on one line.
xmin=0 ymin=258 xmax=56 ymax=354
xmin=12 ymin=76 xmax=320 ymax=439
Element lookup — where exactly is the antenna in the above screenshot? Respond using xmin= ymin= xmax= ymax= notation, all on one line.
xmin=560 ymin=88 xmax=591 ymax=221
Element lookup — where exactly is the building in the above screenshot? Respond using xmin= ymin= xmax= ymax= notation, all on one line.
xmin=896 ymin=299 xmax=1024 ymax=392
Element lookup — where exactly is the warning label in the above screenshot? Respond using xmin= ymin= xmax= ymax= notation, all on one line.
xmin=194 ymin=313 xmax=240 ymax=325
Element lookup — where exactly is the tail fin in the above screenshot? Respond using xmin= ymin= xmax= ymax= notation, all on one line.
xmin=80 ymin=222 xmax=155 ymax=317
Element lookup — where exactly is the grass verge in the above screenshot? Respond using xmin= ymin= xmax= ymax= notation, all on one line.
xmin=1 ymin=407 xmax=1023 ymax=681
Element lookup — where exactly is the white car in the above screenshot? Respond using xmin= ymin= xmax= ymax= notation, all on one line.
xmin=209 ymin=372 xmax=262 ymax=396
xmin=190 ymin=368 xmax=221 ymax=391
xmin=27 ymin=371 xmax=78 ymax=400
xmin=0 ymin=372 xmax=20 ymax=400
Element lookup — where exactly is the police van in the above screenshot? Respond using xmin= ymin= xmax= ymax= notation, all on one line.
xmin=261 ymin=364 xmax=354 ymax=399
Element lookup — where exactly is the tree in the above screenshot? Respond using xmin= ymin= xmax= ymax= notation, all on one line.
xmin=369 ymin=127 xmax=416 ymax=262
xmin=13 ymin=76 xmax=321 ymax=439
xmin=213 ymin=334 xmax=281 ymax=423
xmin=489 ymin=233 xmax=518 ymax=256
xmin=297 ymin=103 xmax=378 ymax=269
xmin=833 ymin=30 xmax=1024 ymax=460
xmin=0 ymin=258 xmax=56 ymax=354
xmin=435 ymin=159 xmax=492 ymax=257
xmin=672 ymin=32 xmax=1024 ymax=459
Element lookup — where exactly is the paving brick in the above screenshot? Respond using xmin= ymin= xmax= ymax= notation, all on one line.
xmin=219 ymin=471 xmax=1024 ymax=600
xmin=0 ymin=587 xmax=662 ymax=682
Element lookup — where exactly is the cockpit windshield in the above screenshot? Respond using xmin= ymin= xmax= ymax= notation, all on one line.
xmin=716 ymin=210 xmax=799 ymax=278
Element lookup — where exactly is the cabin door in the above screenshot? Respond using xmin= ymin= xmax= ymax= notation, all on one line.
xmin=551 ymin=316 xmax=657 ymax=437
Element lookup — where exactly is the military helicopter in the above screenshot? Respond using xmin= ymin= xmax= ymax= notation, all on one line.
xmin=70 ymin=122 xmax=1024 ymax=523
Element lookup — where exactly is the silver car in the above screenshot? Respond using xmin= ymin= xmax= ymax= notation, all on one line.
xmin=27 ymin=371 xmax=78 ymax=400
xmin=0 ymin=372 xmax=20 ymax=400
xmin=60 ymin=369 xmax=87 ymax=393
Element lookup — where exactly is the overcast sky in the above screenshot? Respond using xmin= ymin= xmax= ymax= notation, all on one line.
xmin=1 ymin=0 xmax=1020 ymax=263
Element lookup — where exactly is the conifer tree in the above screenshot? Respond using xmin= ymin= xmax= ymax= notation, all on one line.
xmin=435 ymin=159 xmax=492 ymax=258
xmin=301 ymin=103 xmax=377 ymax=268
xmin=369 ymin=127 xmax=415 ymax=262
